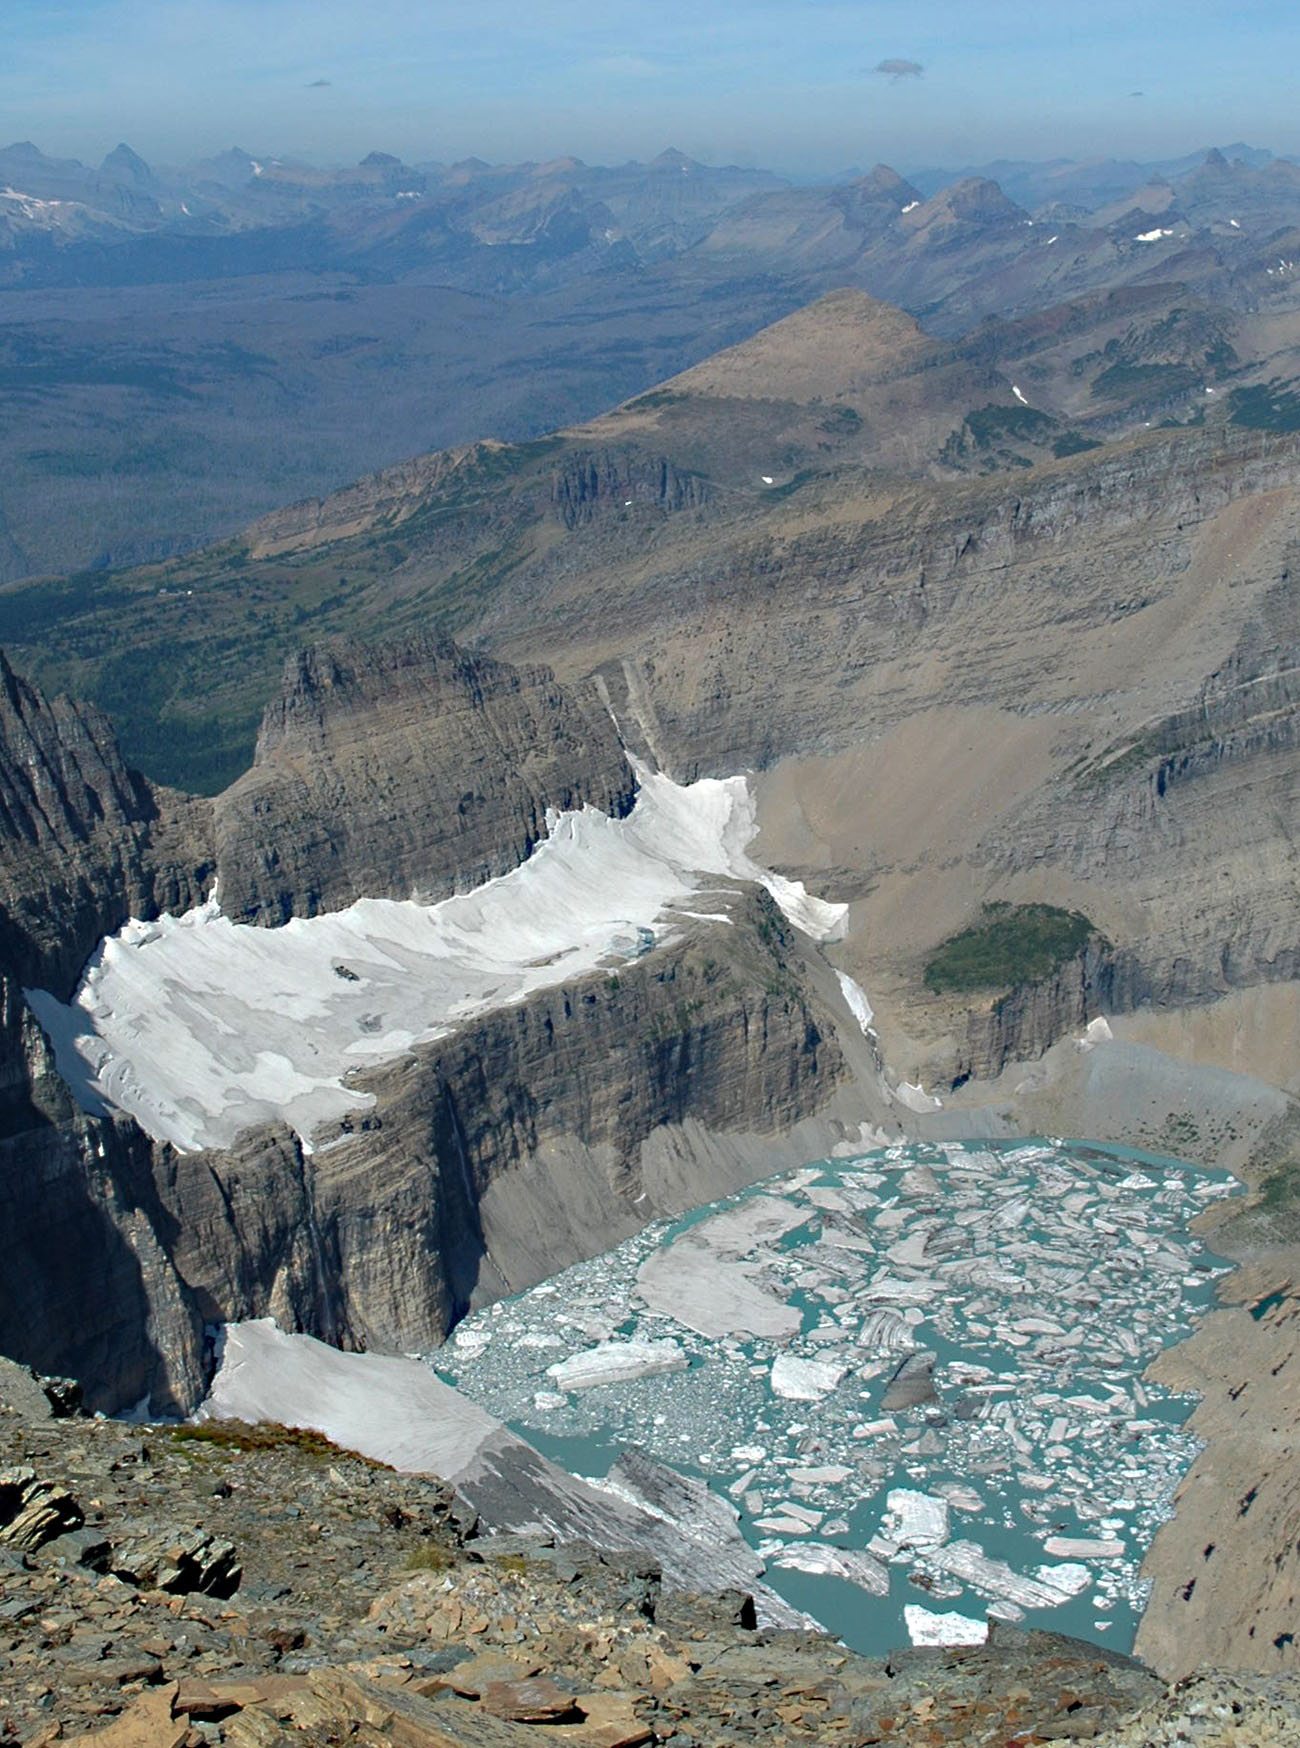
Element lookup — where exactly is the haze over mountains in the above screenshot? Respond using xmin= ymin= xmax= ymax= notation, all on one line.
xmin=4 ymin=135 xmax=1300 ymax=585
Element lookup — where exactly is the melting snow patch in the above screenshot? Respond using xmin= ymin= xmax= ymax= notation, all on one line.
xmin=835 ymin=970 xmax=874 ymax=1033
xmin=1135 ymin=227 xmax=1174 ymax=242
xmin=1076 ymin=1016 xmax=1113 ymax=1051
xmin=900 ymin=200 xmax=920 ymax=214
xmin=1011 ymin=385 xmax=1029 ymax=406
xmin=26 ymin=763 xmax=845 ymax=1153
xmin=895 ymin=1080 xmax=942 ymax=1113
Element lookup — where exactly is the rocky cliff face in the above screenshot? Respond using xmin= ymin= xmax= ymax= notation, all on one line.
xmin=0 ymin=984 xmax=205 ymax=1415
xmin=152 ymin=891 xmax=853 ymax=1379
xmin=0 ymin=650 xmax=866 ymax=1412
xmin=550 ymin=450 xmax=709 ymax=527
xmin=0 ymin=650 xmax=212 ymax=995
xmin=213 ymin=636 xmax=636 ymax=925
xmin=0 ymin=654 xmax=214 ymax=1411
xmin=511 ymin=425 xmax=1300 ymax=1087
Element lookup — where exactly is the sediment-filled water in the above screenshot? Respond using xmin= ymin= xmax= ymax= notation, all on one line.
xmin=438 ymin=1139 xmax=1234 ymax=1655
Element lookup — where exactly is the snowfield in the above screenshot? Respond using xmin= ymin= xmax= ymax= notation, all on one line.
xmin=26 ymin=762 xmax=847 ymax=1154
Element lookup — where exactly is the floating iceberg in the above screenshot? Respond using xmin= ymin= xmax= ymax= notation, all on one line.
xmin=904 ymin=1604 xmax=988 ymax=1647
xmin=547 ymin=1340 xmax=687 ymax=1391
xmin=771 ymin=1353 xmax=848 ymax=1400
xmin=442 ymin=1138 xmax=1233 ymax=1659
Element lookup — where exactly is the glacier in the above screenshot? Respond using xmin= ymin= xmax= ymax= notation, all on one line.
xmin=26 ymin=761 xmax=846 ymax=1154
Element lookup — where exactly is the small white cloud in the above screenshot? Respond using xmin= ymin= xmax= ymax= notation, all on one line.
xmin=870 ymin=58 xmax=923 ymax=81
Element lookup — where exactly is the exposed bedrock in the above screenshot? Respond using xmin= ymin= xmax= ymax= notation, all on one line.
xmin=550 ymin=449 xmax=709 ymax=528
xmin=213 ymin=635 xmax=636 ymax=924
xmin=0 ymin=977 xmax=204 ymax=1415
xmin=546 ymin=427 xmax=1300 ymax=775
xmin=0 ymin=651 xmax=213 ymax=996
xmin=944 ymin=635 xmax=1300 ymax=1081
xmin=155 ymin=893 xmax=862 ymax=1395
xmin=0 ymin=644 xmax=876 ymax=1411
xmin=549 ymin=432 xmax=1300 ymax=1086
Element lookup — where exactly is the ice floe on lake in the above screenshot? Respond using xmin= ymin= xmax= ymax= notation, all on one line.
xmin=439 ymin=1138 xmax=1234 ymax=1656
xmin=26 ymin=762 xmax=845 ymax=1153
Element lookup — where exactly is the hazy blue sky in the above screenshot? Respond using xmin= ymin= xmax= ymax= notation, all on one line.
xmin=4 ymin=0 xmax=1299 ymax=173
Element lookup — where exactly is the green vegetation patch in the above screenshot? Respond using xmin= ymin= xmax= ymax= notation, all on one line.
xmin=168 ymin=1419 xmax=374 ymax=1461
xmin=1051 ymin=431 xmax=1103 ymax=458
xmin=819 ymin=404 xmax=863 ymax=435
xmin=923 ymin=901 xmax=1102 ymax=994
xmin=1090 ymin=361 xmax=1199 ymax=402
xmin=963 ymin=403 xmax=1056 ymax=448
xmin=625 ymin=389 xmax=689 ymax=412
xmin=406 ymin=1544 xmax=456 ymax=1572
xmin=1228 ymin=379 xmax=1300 ymax=433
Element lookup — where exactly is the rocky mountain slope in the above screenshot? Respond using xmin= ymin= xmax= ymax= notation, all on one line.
xmin=10 ymin=281 xmax=1300 ymax=1173
xmin=7 ymin=270 xmax=1300 ymax=1698
xmin=0 ymin=641 xmax=883 ymax=1415
xmin=12 ymin=1371 xmax=1297 ymax=1748
xmin=5 ymin=139 xmax=1300 ymax=584
xmin=213 ymin=636 xmax=634 ymax=924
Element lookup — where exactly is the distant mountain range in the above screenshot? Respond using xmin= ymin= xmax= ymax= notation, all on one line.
xmin=3 ymin=135 xmax=1300 ymax=585
xmin=1 ymin=137 xmax=1295 ymax=291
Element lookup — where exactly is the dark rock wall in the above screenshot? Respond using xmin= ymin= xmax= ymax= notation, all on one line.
xmin=0 ymin=651 xmax=213 ymax=996
xmin=156 ymin=893 xmax=848 ymax=1375
xmin=213 ymin=636 xmax=636 ymax=924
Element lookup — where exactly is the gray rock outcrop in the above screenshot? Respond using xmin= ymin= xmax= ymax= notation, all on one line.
xmin=213 ymin=636 xmax=636 ymax=924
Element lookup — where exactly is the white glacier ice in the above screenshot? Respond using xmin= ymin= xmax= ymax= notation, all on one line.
xmin=25 ymin=762 xmax=846 ymax=1154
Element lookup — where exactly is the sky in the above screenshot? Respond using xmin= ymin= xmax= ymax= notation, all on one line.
xmin=4 ymin=0 xmax=1299 ymax=175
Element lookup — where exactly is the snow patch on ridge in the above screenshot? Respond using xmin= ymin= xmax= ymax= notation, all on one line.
xmin=26 ymin=761 xmax=848 ymax=1155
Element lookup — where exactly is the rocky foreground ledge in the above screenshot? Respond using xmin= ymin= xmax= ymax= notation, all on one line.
xmin=2 ymin=1369 xmax=1299 ymax=1748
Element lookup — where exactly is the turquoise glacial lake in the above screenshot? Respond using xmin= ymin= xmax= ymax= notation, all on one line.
xmin=437 ymin=1139 xmax=1234 ymax=1656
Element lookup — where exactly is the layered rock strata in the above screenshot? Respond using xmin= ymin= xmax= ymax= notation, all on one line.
xmin=214 ymin=636 xmax=636 ymax=925
xmin=0 ymin=649 xmax=866 ymax=1413
xmin=0 ymin=650 xmax=211 ymax=995
xmin=154 ymin=890 xmax=852 ymax=1366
